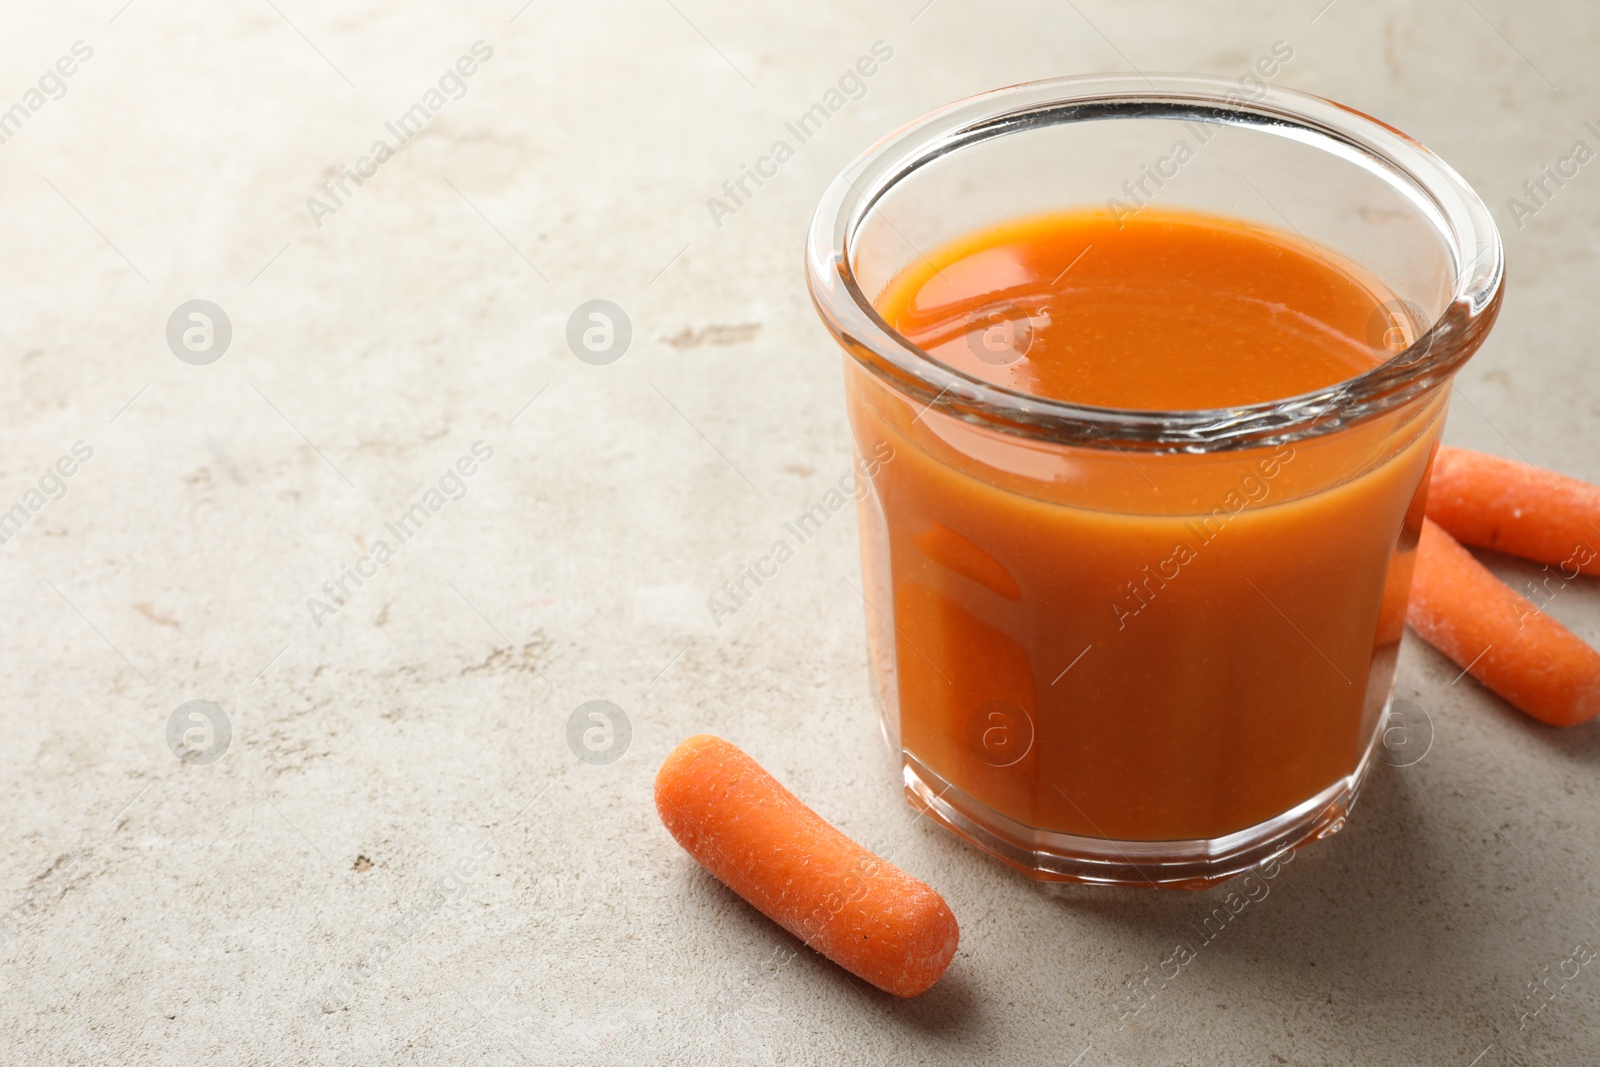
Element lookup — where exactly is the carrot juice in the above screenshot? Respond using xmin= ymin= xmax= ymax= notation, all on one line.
xmin=808 ymin=74 xmax=1503 ymax=887
xmin=846 ymin=208 xmax=1441 ymax=869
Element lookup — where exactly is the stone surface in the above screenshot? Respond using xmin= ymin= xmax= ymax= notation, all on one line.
xmin=1 ymin=1 xmax=1597 ymax=1064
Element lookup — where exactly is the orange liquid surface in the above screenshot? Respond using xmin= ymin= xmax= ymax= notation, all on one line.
xmin=851 ymin=209 xmax=1441 ymax=843
xmin=886 ymin=209 xmax=1387 ymax=409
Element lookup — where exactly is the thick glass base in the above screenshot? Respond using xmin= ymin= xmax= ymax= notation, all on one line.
xmin=899 ymin=702 xmax=1387 ymax=889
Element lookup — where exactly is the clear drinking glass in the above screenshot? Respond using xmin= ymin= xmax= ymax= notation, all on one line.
xmin=805 ymin=74 xmax=1503 ymax=888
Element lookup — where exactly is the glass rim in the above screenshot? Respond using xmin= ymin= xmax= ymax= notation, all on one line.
xmin=804 ymin=72 xmax=1504 ymax=452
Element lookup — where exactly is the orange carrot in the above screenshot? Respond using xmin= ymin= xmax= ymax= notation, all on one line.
xmin=1427 ymin=446 xmax=1600 ymax=577
xmin=655 ymin=735 xmax=959 ymax=997
xmin=1407 ymin=519 xmax=1600 ymax=727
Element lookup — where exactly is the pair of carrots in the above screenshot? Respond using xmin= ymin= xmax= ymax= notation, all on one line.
xmin=1408 ymin=446 xmax=1600 ymax=727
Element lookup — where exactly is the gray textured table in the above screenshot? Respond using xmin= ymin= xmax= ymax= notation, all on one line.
xmin=2 ymin=1 xmax=1597 ymax=1064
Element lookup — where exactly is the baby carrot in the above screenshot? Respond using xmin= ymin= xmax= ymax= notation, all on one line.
xmin=1407 ymin=519 xmax=1600 ymax=727
xmin=1426 ymin=446 xmax=1600 ymax=577
xmin=655 ymin=734 xmax=959 ymax=997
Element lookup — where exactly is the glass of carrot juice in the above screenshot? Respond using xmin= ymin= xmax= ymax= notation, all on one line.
xmin=805 ymin=74 xmax=1503 ymax=887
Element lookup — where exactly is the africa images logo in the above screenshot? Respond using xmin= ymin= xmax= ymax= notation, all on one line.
xmin=305 ymin=41 xmax=495 ymax=229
